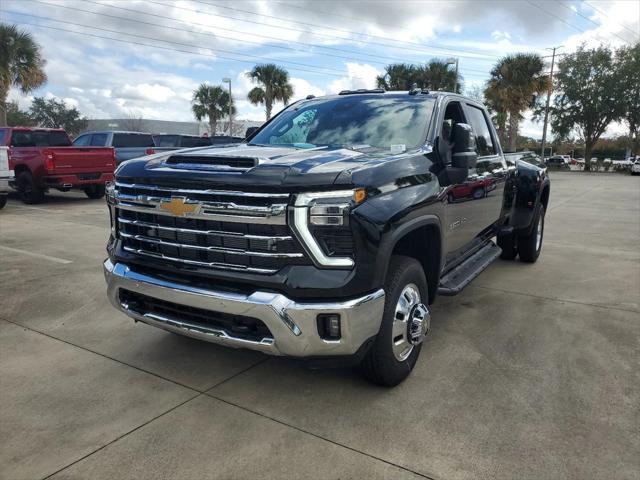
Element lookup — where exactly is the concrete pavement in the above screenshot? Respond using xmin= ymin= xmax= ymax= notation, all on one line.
xmin=0 ymin=172 xmax=638 ymax=479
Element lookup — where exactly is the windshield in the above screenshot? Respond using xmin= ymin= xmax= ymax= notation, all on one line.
xmin=249 ymin=95 xmax=435 ymax=150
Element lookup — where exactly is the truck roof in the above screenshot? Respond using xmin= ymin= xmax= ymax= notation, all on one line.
xmin=80 ymin=130 xmax=153 ymax=135
xmin=0 ymin=126 xmax=67 ymax=132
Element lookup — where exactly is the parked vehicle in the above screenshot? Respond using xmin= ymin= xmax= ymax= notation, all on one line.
xmin=209 ymin=135 xmax=244 ymax=145
xmin=1 ymin=127 xmax=115 ymax=204
xmin=504 ymin=151 xmax=547 ymax=171
xmin=631 ymin=158 xmax=640 ymax=175
xmin=153 ymin=134 xmax=211 ymax=148
xmin=103 ymin=90 xmax=550 ymax=386
xmin=74 ymin=131 xmax=161 ymax=165
xmin=0 ymin=146 xmax=13 ymax=210
xmin=545 ymin=155 xmax=570 ymax=170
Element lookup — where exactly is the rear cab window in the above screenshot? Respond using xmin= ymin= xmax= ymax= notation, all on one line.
xmin=154 ymin=135 xmax=179 ymax=147
xmin=113 ymin=133 xmax=154 ymax=148
xmin=10 ymin=130 xmax=72 ymax=147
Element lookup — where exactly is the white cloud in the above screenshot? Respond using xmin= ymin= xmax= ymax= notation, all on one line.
xmin=113 ymin=83 xmax=176 ymax=103
xmin=328 ymin=63 xmax=382 ymax=94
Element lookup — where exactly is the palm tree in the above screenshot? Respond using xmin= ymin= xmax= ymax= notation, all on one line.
xmin=484 ymin=82 xmax=509 ymax=147
xmin=0 ymin=24 xmax=47 ymax=126
xmin=420 ymin=60 xmax=461 ymax=92
xmin=246 ymin=64 xmax=293 ymax=120
xmin=376 ymin=61 xmax=461 ymax=92
xmin=191 ymin=83 xmax=234 ymax=135
xmin=376 ymin=64 xmax=418 ymax=90
xmin=484 ymin=53 xmax=549 ymax=151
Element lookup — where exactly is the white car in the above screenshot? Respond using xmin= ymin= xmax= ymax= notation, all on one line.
xmin=0 ymin=146 xmax=14 ymax=210
xmin=631 ymin=158 xmax=640 ymax=176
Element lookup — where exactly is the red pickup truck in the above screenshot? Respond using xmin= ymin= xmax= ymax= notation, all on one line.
xmin=0 ymin=127 xmax=115 ymax=203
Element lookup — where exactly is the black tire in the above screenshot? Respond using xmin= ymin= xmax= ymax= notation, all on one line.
xmin=84 ymin=184 xmax=106 ymax=199
xmin=472 ymin=187 xmax=485 ymax=199
xmin=17 ymin=171 xmax=44 ymax=204
xmin=0 ymin=195 xmax=7 ymax=210
xmin=497 ymin=230 xmax=518 ymax=260
xmin=518 ymin=205 xmax=545 ymax=263
xmin=361 ymin=255 xmax=428 ymax=387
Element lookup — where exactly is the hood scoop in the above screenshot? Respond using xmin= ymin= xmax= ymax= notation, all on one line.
xmin=165 ymin=154 xmax=258 ymax=170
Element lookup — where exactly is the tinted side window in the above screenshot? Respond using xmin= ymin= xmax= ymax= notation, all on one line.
xmin=154 ymin=135 xmax=179 ymax=147
xmin=10 ymin=131 xmax=34 ymax=147
xmin=73 ymin=134 xmax=91 ymax=146
xmin=49 ymin=131 xmax=72 ymax=146
xmin=113 ymin=133 xmax=154 ymax=148
xmin=466 ymin=105 xmax=495 ymax=157
xmin=181 ymin=136 xmax=210 ymax=147
xmin=90 ymin=133 xmax=108 ymax=146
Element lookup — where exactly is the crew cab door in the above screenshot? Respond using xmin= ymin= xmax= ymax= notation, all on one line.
xmin=461 ymin=102 xmax=507 ymax=235
xmin=438 ymin=100 xmax=486 ymax=255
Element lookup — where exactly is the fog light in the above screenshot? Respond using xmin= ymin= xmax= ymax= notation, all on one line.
xmin=317 ymin=314 xmax=341 ymax=340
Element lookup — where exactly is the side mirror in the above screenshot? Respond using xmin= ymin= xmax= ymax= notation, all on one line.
xmin=445 ymin=123 xmax=477 ymax=184
xmin=245 ymin=126 xmax=259 ymax=139
xmin=451 ymin=123 xmax=477 ymax=169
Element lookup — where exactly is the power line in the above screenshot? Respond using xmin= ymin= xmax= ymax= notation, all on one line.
xmin=583 ymin=0 xmax=639 ymax=39
xmin=8 ymin=16 xmax=359 ymax=79
xmin=21 ymin=0 xmax=491 ymax=73
xmin=525 ymin=0 xmax=588 ymax=35
xmin=146 ymin=0 xmax=502 ymax=60
xmin=6 ymin=11 xmax=360 ymax=78
xmin=557 ymin=1 xmax=635 ymax=44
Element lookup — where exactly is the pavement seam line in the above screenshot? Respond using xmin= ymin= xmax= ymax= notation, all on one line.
xmin=472 ymin=285 xmax=640 ymax=314
xmin=0 ymin=244 xmax=73 ymax=264
xmin=0 ymin=317 xmax=202 ymax=393
xmin=205 ymin=392 xmax=438 ymax=480
xmin=203 ymin=357 xmax=271 ymax=392
xmin=40 ymin=392 xmax=204 ymax=480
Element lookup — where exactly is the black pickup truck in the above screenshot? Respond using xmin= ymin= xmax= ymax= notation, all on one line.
xmin=103 ymin=90 xmax=550 ymax=386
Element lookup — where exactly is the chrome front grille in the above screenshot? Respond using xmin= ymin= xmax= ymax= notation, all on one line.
xmin=113 ymin=182 xmax=308 ymax=274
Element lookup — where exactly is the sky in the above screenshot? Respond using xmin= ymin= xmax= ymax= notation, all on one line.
xmin=2 ymin=0 xmax=639 ymax=139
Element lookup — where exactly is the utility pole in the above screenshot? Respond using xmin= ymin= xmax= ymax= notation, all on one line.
xmin=540 ymin=46 xmax=561 ymax=158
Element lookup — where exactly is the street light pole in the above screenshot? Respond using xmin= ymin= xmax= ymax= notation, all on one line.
xmin=540 ymin=46 xmax=562 ymax=158
xmin=222 ymin=77 xmax=232 ymax=136
xmin=445 ymin=57 xmax=459 ymax=92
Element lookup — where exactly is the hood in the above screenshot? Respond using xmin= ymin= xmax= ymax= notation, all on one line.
xmin=114 ymin=143 xmax=425 ymax=190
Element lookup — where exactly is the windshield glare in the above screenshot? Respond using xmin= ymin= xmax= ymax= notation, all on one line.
xmin=250 ymin=96 xmax=434 ymax=150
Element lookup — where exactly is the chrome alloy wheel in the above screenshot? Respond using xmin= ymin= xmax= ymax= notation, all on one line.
xmin=392 ymin=284 xmax=430 ymax=361
xmin=535 ymin=214 xmax=543 ymax=251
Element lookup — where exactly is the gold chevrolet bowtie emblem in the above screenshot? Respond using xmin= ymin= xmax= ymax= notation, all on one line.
xmin=158 ymin=197 xmax=199 ymax=217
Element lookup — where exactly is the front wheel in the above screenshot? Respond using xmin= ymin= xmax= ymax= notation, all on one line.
xmin=361 ymin=255 xmax=430 ymax=387
xmin=518 ymin=205 xmax=545 ymax=263
xmin=0 ymin=195 xmax=7 ymax=210
xmin=83 ymin=185 xmax=106 ymax=199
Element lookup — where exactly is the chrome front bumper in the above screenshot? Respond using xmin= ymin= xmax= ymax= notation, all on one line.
xmin=103 ymin=259 xmax=385 ymax=357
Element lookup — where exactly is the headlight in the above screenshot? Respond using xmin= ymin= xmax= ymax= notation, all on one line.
xmin=291 ymin=189 xmax=365 ymax=268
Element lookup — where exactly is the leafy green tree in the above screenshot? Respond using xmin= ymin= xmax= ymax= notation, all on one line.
xmin=0 ymin=24 xmax=47 ymax=126
xmin=246 ymin=64 xmax=293 ymax=120
xmin=617 ymin=43 xmax=640 ymax=156
xmin=192 ymin=83 xmax=234 ymax=135
xmin=5 ymin=101 xmax=35 ymax=126
xmin=544 ymin=45 xmax=625 ymax=170
xmin=485 ymin=53 xmax=548 ymax=152
xmin=29 ymin=97 xmax=87 ymax=136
